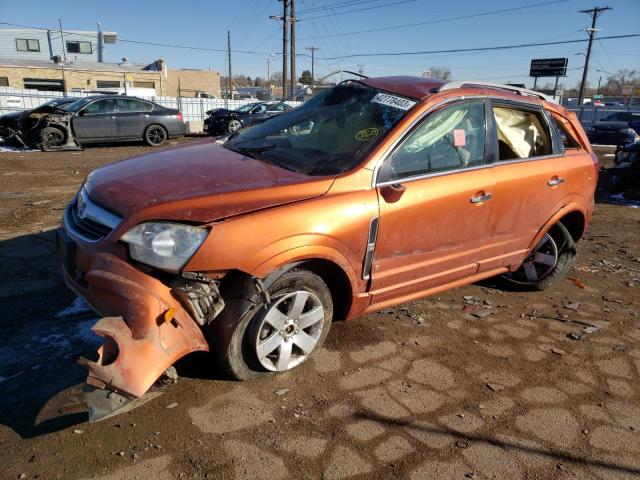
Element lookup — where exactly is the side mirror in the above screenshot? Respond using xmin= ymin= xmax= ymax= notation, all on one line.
xmin=78 ymin=110 xmax=86 ymax=116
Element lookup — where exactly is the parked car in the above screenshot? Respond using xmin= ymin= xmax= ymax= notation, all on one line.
xmin=0 ymin=97 xmax=77 ymax=146
xmin=59 ymin=77 xmax=597 ymax=420
xmin=585 ymin=111 xmax=640 ymax=145
xmin=204 ymin=101 xmax=292 ymax=135
xmin=0 ymin=95 xmax=185 ymax=150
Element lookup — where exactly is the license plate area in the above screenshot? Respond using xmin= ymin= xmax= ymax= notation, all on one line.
xmin=57 ymin=228 xmax=77 ymax=274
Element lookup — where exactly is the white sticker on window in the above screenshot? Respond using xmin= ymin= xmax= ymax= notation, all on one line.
xmin=371 ymin=93 xmax=416 ymax=111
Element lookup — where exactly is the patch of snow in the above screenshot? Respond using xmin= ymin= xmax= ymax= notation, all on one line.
xmin=609 ymin=193 xmax=640 ymax=208
xmin=55 ymin=297 xmax=93 ymax=318
xmin=0 ymin=145 xmax=37 ymax=152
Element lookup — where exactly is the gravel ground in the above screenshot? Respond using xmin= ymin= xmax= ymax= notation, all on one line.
xmin=0 ymin=141 xmax=638 ymax=480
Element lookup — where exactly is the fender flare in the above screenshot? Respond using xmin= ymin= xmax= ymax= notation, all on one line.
xmin=527 ymin=203 xmax=587 ymax=251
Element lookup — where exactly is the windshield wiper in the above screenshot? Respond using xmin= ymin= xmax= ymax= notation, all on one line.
xmin=234 ymin=145 xmax=302 ymax=173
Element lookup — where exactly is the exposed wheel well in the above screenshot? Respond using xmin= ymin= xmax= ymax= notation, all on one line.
xmin=557 ymin=211 xmax=586 ymax=242
xmin=297 ymin=259 xmax=353 ymax=322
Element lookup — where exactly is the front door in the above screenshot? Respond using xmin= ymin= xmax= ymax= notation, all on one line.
xmin=369 ymin=99 xmax=497 ymax=306
xmin=72 ymin=98 xmax=116 ymax=141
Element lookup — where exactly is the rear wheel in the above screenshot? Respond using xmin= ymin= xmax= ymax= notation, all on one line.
xmin=210 ymin=268 xmax=333 ymax=380
xmin=501 ymin=222 xmax=576 ymax=291
xmin=227 ymin=119 xmax=242 ymax=133
xmin=144 ymin=125 xmax=168 ymax=147
xmin=38 ymin=127 xmax=65 ymax=150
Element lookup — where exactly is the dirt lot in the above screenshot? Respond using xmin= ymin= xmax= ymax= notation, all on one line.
xmin=0 ymin=141 xmax=639 ymax=480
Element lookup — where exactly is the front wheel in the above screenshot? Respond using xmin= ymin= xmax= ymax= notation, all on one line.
xmin=38 ymin=127 xmax=65 ymax=150
xmin=144 ymin=125 xmax=168 ymax=147
xmin=501 ymin=222 xmax=576 ymax=291
xmin=210 ymin=268 xmax=333 ymax=380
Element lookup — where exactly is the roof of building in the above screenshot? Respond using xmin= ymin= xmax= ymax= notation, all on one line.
xmin=0 ymin=57 xmax=156 ymax=72
xmin=360 ymin=76 xmax=447 ymax=100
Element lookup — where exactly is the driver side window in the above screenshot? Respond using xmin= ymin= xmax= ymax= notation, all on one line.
xmin=379 ymin=101 xmax=486 ymax=183
xmin=83 ymin=99 xmax=115 ymax=115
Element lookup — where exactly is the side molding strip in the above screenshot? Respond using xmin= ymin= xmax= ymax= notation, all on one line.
xmin=362 ymin=216 xmax=379 ymax=280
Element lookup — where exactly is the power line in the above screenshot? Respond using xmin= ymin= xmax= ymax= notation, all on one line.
xmin=314 ymin=33 xmax=640 ymax=60
xmin=298 ymin=0 xmax=571 ymax=40
xmin=298 ymin=0 xmax=416 ymax=21
xmin=297 ymin=0 xmax=388 ymax=15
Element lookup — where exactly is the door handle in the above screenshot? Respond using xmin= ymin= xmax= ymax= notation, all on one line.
xmin=547 ymin=177 xmax=565 ymax=186
xmin=109 ymin=116 xmax=117 ymax=119
xmin=470 ymin=192 xmax=492 ymax=204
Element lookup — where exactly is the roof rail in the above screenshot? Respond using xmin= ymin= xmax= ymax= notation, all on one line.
xmin=438 ymin=81 xmax=553 ymax=102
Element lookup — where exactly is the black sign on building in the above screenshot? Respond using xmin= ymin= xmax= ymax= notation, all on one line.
xmin=529 ymin=58 xmax=569 ymax=77
xmin=529 ymin=58 xmax=568 ymax=78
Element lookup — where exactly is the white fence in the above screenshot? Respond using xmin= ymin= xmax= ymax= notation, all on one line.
xmin=0 ymin=87 xmax=304 ymax=123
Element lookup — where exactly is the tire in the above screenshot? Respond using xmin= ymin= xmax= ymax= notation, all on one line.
xmin=144 ymin=125 xmax=168 ymax=147
xmin=501 ymin=222 xmax=576 ymax=291
xmin=210 ymin=268 xmax=333 ymax=380
xmin=227 ymin=119 xmax=242 ymax=133
xmin=37 ymin=126 xmax=65 ymax=151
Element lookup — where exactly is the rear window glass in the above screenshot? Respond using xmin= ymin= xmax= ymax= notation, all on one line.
xmin=493 ymin=106 xmax=552 ymax=161
xmin=552 ymin=116 xmax=582 ymax=150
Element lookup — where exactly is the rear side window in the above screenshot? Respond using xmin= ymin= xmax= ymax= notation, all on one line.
xmin=492 ymin=106 xmax=552 ymax=161
xmin=379 ymin=100 xmax=486 ymax=182
xmin=117 ymin=99 xmax=153 ymax=112
xmin=552 ymin=116 xmax=581 ymax=150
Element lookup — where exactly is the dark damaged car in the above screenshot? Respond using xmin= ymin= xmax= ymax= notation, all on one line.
xmin=0 ymin=95 xmax=186 ymax=151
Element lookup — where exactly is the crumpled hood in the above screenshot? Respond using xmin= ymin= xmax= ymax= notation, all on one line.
xmin=85 ymin=138 xmax=334 ymax=223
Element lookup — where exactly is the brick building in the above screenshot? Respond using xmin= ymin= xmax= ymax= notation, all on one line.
xmin=0 ymin=28 xmax=220 ymax=97
xmin=0 ymin=58 xmax=221 ymax=97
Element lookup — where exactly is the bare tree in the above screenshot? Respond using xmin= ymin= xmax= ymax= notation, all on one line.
xmin=602 ymin=69 xmax=640 ymax=95
xmin=271 ymin=71 xmax=283 ymax=84
xmin=423 ymin=66 xmax=453 ymax=81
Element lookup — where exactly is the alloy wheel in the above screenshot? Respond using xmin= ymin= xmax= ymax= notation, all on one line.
xmin=253 ymin=290 xmax=325 ymax=372
xmin=42 ymin=130 xmax=64 ymax=149
xmin=147 ymin=126 xmax=166 ymax=145
xmin=511 ymin=233 xmax=559 ymax=283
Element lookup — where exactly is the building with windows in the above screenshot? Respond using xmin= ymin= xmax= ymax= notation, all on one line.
xmin=0 ymin=28 xmax=221 ymax=97
xmin=0 ymin=28 xmax=116 ymax=63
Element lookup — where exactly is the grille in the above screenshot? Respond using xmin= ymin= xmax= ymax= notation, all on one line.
xmin=64 ymin=188 xmax=122 ymax=242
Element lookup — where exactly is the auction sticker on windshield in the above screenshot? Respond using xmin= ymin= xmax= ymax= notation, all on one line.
xmin=371 ymin=93 xmax=416 ymax=111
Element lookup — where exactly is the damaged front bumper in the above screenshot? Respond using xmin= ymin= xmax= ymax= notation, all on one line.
xmin=58 ymin=229 xmax=210 ymax=421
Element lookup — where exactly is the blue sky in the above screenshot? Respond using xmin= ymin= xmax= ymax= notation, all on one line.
xmin=4 ymin=0 xmax=640 ymax=89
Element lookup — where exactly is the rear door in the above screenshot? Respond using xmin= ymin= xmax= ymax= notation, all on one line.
xmin=115 ymin=98 xmax=154 ymax=139
xmin=481 ymin=100 xmax=567 ymax=272
xmin=72 ymin=98 xmax=116 ymax=141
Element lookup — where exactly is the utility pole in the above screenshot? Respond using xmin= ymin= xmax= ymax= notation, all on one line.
xmin=306 ymin=46 xmax=318 ymax=95
xmin=357 ymin=64 xmax=365 ymax=76
xmin=290 ymin=0 xmax=296 ymax=101
xmin=267 ymin=55 xmax=271 ymax=85
xmin=577 ymin=6 xmax=611 ymax=109
xmin=227 ymin=30 xmax=232 ymax=108
xmin=270 ymin=1 xmax=289 ymax=101
xmin=58 ymin=18 xmax=66 ymax=62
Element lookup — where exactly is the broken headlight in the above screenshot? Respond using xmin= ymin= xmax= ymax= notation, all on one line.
xmin=121 ymin=222 xmax=208 ymax=273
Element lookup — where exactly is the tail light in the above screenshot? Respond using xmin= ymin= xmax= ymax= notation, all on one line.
xmin=177 ymin=112 xmax=184 ymax=123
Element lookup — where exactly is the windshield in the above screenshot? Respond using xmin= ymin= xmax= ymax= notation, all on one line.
xmin=224 ymin=83 xmax=416 ymax=175
xmin=61 ymin=97 xmax=93 ymax=112
xmin=235 ymin=103 xmax=260 ymax=113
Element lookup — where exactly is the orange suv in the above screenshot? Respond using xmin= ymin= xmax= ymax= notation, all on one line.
xmin=58 ymin=77 xmax=597 ymax=420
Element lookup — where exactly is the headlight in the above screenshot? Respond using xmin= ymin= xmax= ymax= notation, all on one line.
xmin=586 ymin=126 xmax=595 ymax=132
xmin=121 ymin=222 xmax=208 ymax=273
xmin=619 ymin=128 xmax=634 ymax=135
